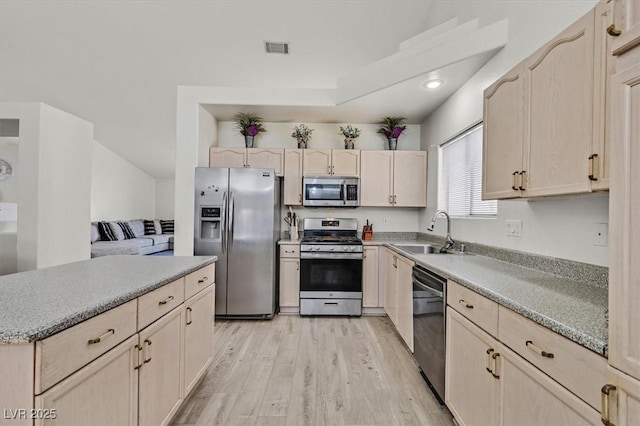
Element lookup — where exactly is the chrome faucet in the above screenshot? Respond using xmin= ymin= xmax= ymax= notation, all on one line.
xmin=426 ymin=210 xmax=454 ymax=253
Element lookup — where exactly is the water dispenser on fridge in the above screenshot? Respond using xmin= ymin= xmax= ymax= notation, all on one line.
xmin=199 ymin=207 xmax=221 ymax=240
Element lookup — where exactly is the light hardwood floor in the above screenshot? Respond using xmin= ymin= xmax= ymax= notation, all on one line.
xmin=172 ymin=315 xmax=453 ymax=426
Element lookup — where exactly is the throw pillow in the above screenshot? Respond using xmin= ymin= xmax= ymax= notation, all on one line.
xmin=154 ymin=220 xmax=163 ymax=235
xmin=117 ymin=221 xmax=136 ymax=239
xmin=108 ymin=222 xmax=126 ymax=241
xmin=90 ymin=223 xmax=100 ymax=243
xmin=97 ymin=221 xmax=116 ymax=241
xmin=143 ymin=220 xmax=156 ymax=235
xmin=128 ymin=220 xmax=145 ymax=237
xmin=160 ymin=220 xmax=174 ymax=234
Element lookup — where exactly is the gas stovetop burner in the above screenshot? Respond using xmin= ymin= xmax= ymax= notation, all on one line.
xmin=300 ymin=236 xmax=363 ymax=245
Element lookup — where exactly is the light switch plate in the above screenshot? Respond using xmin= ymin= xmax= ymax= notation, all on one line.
xmin=593 ymin=223 xmax=608 ymax=246
xmin=506 ymin=220 xmax=522 ymax=237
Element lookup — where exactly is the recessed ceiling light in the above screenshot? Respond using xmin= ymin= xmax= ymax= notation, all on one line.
xmin=423 ymin=79 xmax=443 ymax=89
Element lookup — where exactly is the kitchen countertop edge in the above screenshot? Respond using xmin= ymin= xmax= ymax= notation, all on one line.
xmin=0 ymin=256 xmax=217 ymax=344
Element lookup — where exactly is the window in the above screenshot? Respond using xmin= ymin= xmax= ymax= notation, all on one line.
xmin=438 ymin=124 xmax=497 ymax=216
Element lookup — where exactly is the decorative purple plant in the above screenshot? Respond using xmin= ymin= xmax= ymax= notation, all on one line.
xmin=234 ymin=113 xmax=266 ymax=136
xmin=247 ymin=124 xmax=260 ymax=136
xmin=377 ymin=117 xmax=407 ymax=140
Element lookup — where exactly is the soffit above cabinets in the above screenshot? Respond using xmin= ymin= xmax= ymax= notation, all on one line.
xmin=204 ymin=18 xmax=508 ymax=125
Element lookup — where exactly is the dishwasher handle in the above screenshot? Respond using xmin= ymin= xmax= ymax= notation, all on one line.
xmin=412 ymin=276 xmax=444 ymax=298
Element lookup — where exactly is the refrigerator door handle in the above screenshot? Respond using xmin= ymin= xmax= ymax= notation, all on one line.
xmin=221 ymin=191 xmax=228 ymax=254
xmin=228 ymin=192 xmax=235 ymax=252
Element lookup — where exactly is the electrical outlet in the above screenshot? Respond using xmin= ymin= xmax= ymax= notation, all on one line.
xmin=383 ymin=217 xmax=389 ymax=225
xmin=593 ymin=223 xmax=608 ymax=246
xmin=505 ymin=220 xmax=522 ymax=237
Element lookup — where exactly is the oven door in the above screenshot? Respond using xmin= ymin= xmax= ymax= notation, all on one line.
xmin=299 ymin=255 xmax=362 ymax=298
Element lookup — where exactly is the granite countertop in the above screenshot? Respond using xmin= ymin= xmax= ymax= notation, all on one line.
xmin=0 ymin=255 xmax=217 ymax=344
xmin=383 ymin=242 xmax=607 ymax=356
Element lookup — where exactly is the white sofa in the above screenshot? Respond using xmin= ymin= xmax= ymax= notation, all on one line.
xmin=90 ymin=220 xmax=173 ymax=258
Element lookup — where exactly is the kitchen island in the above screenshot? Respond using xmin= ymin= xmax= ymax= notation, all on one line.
xmin=0 ymin=255 xmax=216 ymax=425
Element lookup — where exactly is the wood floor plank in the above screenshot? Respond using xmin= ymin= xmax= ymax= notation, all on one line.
xmin=172 ymin=315 xmax=454 ymax=426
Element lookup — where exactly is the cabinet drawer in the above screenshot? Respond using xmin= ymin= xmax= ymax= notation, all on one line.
xmin=498 ymin=306 xmax=607 ymax=411
xmin=280 ymin=245 xmax=300 ymax=258
xmin=185 ymin=264 xmax=215 ymax=300
xmin=138 ymin=278 xmax=184 ymax=330
xmin=35 ymin=299 xmax=137 ymax=394
xmin=447 ymin=280 xmax=499 ymax=337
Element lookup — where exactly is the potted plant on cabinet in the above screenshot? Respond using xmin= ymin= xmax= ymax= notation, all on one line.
xmin=339 ymin=124 xmax=361 ymax=149
xmin=377 ymin=116 xmax=407 ymax=150
xmin=234 ymin=112 xmax=266 ymax=148
xmin=291 ymin=124 xmax=314 ymax=149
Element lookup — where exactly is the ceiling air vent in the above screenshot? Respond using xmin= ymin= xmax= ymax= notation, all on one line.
xmin=265 ymin=41 xmax=289 ymax=54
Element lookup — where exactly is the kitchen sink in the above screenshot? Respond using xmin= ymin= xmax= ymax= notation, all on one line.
xmin=392 ymin=243 xmax=442 ymax=254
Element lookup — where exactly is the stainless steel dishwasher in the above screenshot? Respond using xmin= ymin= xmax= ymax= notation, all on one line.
xmin=412 ymin=264 xmax=446 ymax=404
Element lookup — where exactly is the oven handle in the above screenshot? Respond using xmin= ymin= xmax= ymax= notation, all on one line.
xmin=343 ymin=180 xmax=347 ymax=205
xmin=412 ymin=277 xmax=444 ymax=299
xmin=300 ymin=252 xmax=363 ymax=260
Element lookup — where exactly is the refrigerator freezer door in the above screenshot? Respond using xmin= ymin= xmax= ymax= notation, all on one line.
xmin=227 ymin=168 xmax=277 ymax=316
xmin=194 ymin=167 xmax=229 ymax=315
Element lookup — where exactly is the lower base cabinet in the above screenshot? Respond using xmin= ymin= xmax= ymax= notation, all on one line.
xmin=138 ymin=306 xmax=185 ymax=426
xmin=35 ymin=335 xmax=139 ymax=426
xmin=184 ymin=285 xmax=215 ymax=396
xmin=446 ymin=308 xmax=601 ymax=425
xmin=604 ymin=366 xmax=640 ymax=426
xmin=383 ymin=248 xmax=413 ymax=352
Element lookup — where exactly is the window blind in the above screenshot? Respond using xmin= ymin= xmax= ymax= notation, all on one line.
xmin=438 ymin=124 xmax=497 ymax=216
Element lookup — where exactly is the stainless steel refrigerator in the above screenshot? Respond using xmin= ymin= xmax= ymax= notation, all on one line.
xmin=194 ymin=167 xmax=280 ymax=318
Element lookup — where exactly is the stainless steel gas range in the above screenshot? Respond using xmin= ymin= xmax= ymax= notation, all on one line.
xmin=299 ymin=218 xmax=363 ymax=316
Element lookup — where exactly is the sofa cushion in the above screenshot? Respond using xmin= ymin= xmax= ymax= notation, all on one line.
xmin=143 ymin=220 xmax=156 ymax=235
xmin=91 ymin=241 xmax=140 ymax=257
xmin=97 ymin=221 xmax=117 ymax=241
xmin=160 ymin=220 xmax=174 ymax=234
xmin=90 ymin=223 xmax=100 ymax=243
xmin=128 ymin=220 xmax=145 ymax=237
xmin=145 ymin=234 xmax=172 ymax=245
xmin=128 ymin=237 xmax=154 ymax=248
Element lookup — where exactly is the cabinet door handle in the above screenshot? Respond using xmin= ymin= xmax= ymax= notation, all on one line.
xmin=393 ymin=255 xmax=397 ymax=268
xmin=88 ymin=328 xmax=115 ymax=344
xmin=296 ymin=261 xmax=299 ymax=271
xmin=198 ymin=276 xmax=208 ymax=284
xmin=512 ymin=171 xmax=519 ymax=190
xmin=518 ymin=171 xmax=526 ymax=191
xmin=606 ymin=24 xmax=622 ymax=36
xmin=328 ymin=165 xmax=331 ymax=174
xmin=525 ymin=340 xmax=554 ymax=358
xmin=186 ymin=307 xmax=193 ymax=325
xmin=458 ymin=299 xmax=474 ymax=309
xmin=143 ymin=339 xmax=152 ymax=363
xmin=486 ymin=348 xmax=495 ymax=373
xmin=158 ymin=295 xmax=174 ymax=305
xmin=588 ymin=154 xmax=599 ymax=181
xmin=389 ymin=195 xmax=393 ymax=205
xmin=491 ymin=353 xmax=501 ymax=379
xmin=601 ymin=384 xmax=617 ymax=426
xmin=298 ymin=193 xmax=302 ymax=203
xmin=332 ymin=165 xmax=335 ymax=175
xmin=134 ymin=344 xmax=144 ymax=370
xmin=393 ymin=195 xmax=397 ymax=204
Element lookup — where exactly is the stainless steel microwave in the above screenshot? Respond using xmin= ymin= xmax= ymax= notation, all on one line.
xmin=302 ymin=176 xmax=359 ymax=207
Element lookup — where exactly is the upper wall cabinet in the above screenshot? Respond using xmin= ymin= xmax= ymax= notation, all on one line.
xmin=483 ymin=8 xmax=611 ymax=199
xmin=360 ymin=150 xmax=426 ymax=207
xmin=209 ymin=147 xmax=284 ymax=176
xmin=283 ymin=149 xmax=303 ymax=205
xmin=302 ymin=149 xmax=360 ymax=177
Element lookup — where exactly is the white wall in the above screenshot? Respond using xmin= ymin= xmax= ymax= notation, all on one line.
xmin=0 ymin=137 xmax=19 ymax=274
xmin=419 ymin=0 xmax=607 ymax=266
xmin=155 ymin=178 xmax=175 ymax=220
xmin=1 ymin=102 xmax=94 ymax=271
xmin=91 ymin=141 xmax=155 ymax=221
xmin=217 ymin=122 xmax=421 ymax=151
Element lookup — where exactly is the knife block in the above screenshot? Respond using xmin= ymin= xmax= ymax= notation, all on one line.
xmin=363 ymin=229 xmax=373 ymax=240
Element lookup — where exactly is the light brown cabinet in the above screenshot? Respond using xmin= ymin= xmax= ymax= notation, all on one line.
xmin=483 ymin=8 xmax=612 ymax=199
xmin=184 ymin=285 xmax=215 ymax=396
xmin=279 ymin=245 xmax=300 ymax=313
xmin=362 ymin=246 xmax=380 ymax=308
xmin=34 ymin=335 xmax=139 ymax=426
xmin=384 ymin=248 xmax=398 ymax=326
xmin=137 ymin=306 xmax=184 ymax=426
xmin=360 ymin=150 xmax=426 ymax=207
xmin=302 ymin=149 xmax=360 ymax=177
xmin=383 ymin=248 xmax=413 ymax=351
xmin=209 ymin=147 xmax=284 ymax=176
xmin=283 ymin=149 xmax=303 ymax=205
xmin=446 ymin=281 xmax=605 ymax=425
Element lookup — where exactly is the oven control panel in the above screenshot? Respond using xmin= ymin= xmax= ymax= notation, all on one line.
xmin=300 ymin=245 xmax=363 ymax=253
